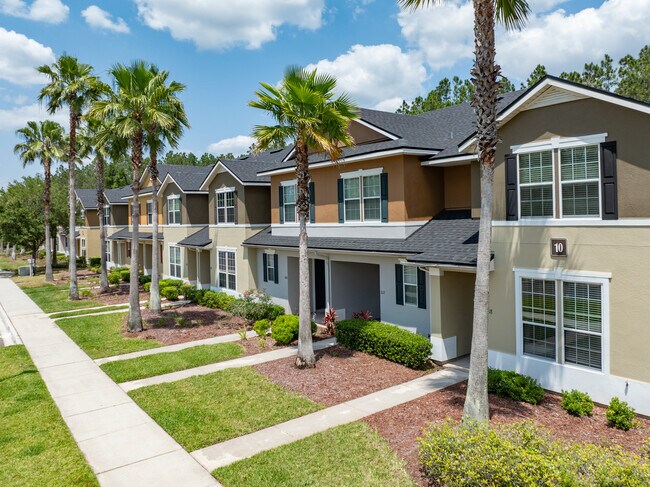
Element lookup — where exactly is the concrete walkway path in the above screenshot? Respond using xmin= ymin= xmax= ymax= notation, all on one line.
xmin=191 ymin=364 xmax=468 ymax=471
xmin=120 ymin=337 xmax=338 ymax=392
xmin=0 ymin=279 xmax=218 ymax=487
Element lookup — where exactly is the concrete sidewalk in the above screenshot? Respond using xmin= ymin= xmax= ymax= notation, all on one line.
xmin=0 ymin=279 xmax=218 ymax=487
xmin=191 ymin=364 xmax=468 ymax=471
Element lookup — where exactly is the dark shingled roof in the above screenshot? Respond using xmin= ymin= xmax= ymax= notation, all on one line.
xmin=104 ymin=186 xmax=132 ymax=204
xmin=177 ymin=227 xmax=211 ymax=248
xmin=157 ymin=164 xmax=214 ymax=192
xmin=106 ymin=228 xmax=163 ymax=241
xmin=243 ymin=210 xmax=480 ymax=266
xmin=75 ymin=189 xmax=98 ymax=209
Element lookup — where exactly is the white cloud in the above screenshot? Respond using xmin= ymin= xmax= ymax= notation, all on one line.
xmin=0 ymin=0 xmax=69 ymax=24
xmin=208 ymin=135 xmax=255 ymax=156
xmin=306 ymin=44 xmax=428 ymax=109
xmin=0 ymin=102 xmax=68 ymax=131
xmin=0 ymin=28 xmax=55 ymax=85
xmin=135 ymin=0 xmax=324 ymax=50
xmin=82 ymin=5 xmax=130 ymax=33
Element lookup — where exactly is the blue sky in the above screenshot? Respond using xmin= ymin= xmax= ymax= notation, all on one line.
xmin=0 ymin=0 xmax=646 ymax=188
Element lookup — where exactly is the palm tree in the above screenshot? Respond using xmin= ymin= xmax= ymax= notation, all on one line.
xmin=399 ymin=0 xmax=529 ymax=421
xmin=250 ymin=67 xmax=359 ymax=368
xmin=14 ymin=120 xmax=66 ymax=282
xmin=38 ymin=55 xmax=104 ymax=299
xmin=144 ymin=66 xmax=189 ymax=314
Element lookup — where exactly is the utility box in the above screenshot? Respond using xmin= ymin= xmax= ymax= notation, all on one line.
xmin=18 ymin=266 xmax=30 ymax=277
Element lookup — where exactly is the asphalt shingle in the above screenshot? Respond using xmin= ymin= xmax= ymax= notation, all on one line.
xmin=177 ymin=227 xmax=211 ymax=248
xmin=75 ymin=189 xmax=98 ymax=209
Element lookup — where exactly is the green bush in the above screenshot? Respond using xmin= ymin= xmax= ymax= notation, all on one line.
xmin=253 ymin=319 xmax=271 ymax=337
xmin=139 ymin=274 xmax=152 ymax=285
xmin=606 ymin=397 xmax=637 ymax=431
xmin=143 ymin=282 xmax=151 ymax=292
xmin=271 ymin=315 xmax=316 ymax=345
xmin=266 ymin=304 xmax=285 ymax=320
xmin=561 ymin=389 xmax=594 ymax=417
xmin=335 ymin=319 xmax=431 ymax=369
xmin=198 ymin=290 xmax=236 ymax=311
xmin=487 ymin=368 xmax=545 ymax=405
xmin=76 ymin=256 xmax=87 ymax=268
xmin=161 ymin=286 xmax=179 ymax=301
xmin=90 ymin=265 xmax=101 ymax=274
xmin=119 ymin=269 xmax=130 ymax=282
xmin=180 ymin=284 xmax=195 ymax=298
xmin=419 ymin=420 xmax=650 ymax=487
xmin=159 ymin=278 xmax=184 ymax=289
xmin=108 ymin=272 xmax=121 ymax=285
xmin=186 ymin=288 xmax=206 ymax=304
xmin=89 ymin=257 xmax=101 ymax=267
xmin=230 ymin=289 xmax=279 ymax=321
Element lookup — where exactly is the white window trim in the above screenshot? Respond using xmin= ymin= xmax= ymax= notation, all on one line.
xmin=103 ymin=206 xmax=110 ymax=226
xmin=168 ymin=244 xmax=183 ymax=278
xmin=105 ymin=241 xmax=112 ymax=262
xmin=511 ymin=133 xmax=607 ymax=154
xmin=215 ymin=186 xmax=236 ymax=193
xmin=146 ymin=200 xmax=154 ymax=225
xmin=558 ymin=145 xmax=602 ymax=220
xmin=518 ymin=149 xmax=556 ymax=220
xmin=340 ymin=167 xmax=383 ymax=179
xmin=280 ymin=179 xmax=297 ymax=187
xmin=217 ymin=247 xmax=237 ymax=291
xmin=341 ymin=171 xmax=383 ymax=223
xmin=167 ymin=195 xmax=181 ymax=226
xmin=265 ymin=251 xmax=277 ymax=283
xmin=216 ymin=189 xmax=236 ymax=224
xmin=402 ymin=265 xmax=419 ymax=308
xmin=280 ymin=182 xmax=298 ymax=224
xmin=514 ymin=267 xmax=610 ymax=375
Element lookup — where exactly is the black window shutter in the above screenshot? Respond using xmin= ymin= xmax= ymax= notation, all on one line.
xmin=600 ymin=141 xmax=618 ymax=220
xmin=273 ymin=254 xmax=279 ymax=284
xmin=233 ymin=190 xmax=238 ymax=224
xmin=309 ymin=181 xmax=315 ymax=224
xmin=278 ymin=186 xmax=284 ymax=224
xmin=417 ymin=268 xmax=427 ymax=309
xmin=262 ymin=253 xmax=268 ymax=282
xmin=380 ymin=172 xmax=388 ymax=223
xmin=505 ymin=154 xmax=518 ymax=221
xmin=395 ymin=263 xmax=404 ymax=306
xmin=337 ymin=178 xmax=344 ymax=223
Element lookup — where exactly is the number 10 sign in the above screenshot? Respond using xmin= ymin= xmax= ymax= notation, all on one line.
xmin=551 ymin=238 xmax=568 ymax=257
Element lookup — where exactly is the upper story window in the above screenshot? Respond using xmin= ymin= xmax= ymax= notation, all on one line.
xmin=167 ymin=196 xmax=181 ymax=225
xmin=519 ymin=150 xmax=554 ymax=218
xmin=280 ymin=183 xmax=297 ymax=223
xmin=102 ymin=206 xmax=110 ymax=226
xmin=560 ymin=145 xmax=600 ymax=217
xmin=146 ymin=200 xmax=153 ymax=225
xmin=216 ymin=188 xmax=236 ymax=224
xmin=338 ymin=168 xmax=387 ymax=224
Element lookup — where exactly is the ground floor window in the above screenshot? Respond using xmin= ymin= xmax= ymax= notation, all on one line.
xmin=80 ymin=238 xmax=86 ymax=258
xmin=169 ymin=245 xmax=182 ymax=278
xmin=105 ymin=242 xmax=111 ymax=262
xmin=517 ymin=270 xmax=607 ymax=371
xmin=218 ymin=249 xmax=236 ymax=290
xmin=263 ymin=252 xmax=278 ymax=284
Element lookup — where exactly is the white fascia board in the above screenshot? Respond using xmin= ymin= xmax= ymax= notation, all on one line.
xmin=354 ymin=118 xmax=399 ymax=140
xmin=158 ymin=173 xmax=182 ymax=195
xmin=281 ymin=147 xmax=296 ymax=163
xmin=200 ymin=161 xmax=270 ymax=190
xmin=421 ymin=153 xmax=477 ymax=166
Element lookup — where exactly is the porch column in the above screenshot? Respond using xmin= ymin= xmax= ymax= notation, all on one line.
xmin=143 ymin=244 xmax=148 ymax=275
xmin=196 ymin=250 xmax=201 ymax=289
xmin=429 ymin=268 xmax=457 ymax=362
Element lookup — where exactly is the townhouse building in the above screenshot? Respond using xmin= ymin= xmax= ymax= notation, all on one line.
xmin=74 ymin=189 xmax=101 ymax=261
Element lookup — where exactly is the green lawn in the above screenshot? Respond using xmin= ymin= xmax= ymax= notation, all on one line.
xmin=101 ymin=343 xmax=244 ymax=383
xmin=214 ymin=422 xmax=414 ymax=487
xmin=56 ymin=313 xmax=162 ymax=359
xmin=0 ymin=346 xmax=97 ymax=487
xmin=129 ymin=367 xmax=322 ymax=451
xmin=21 ymin=284 xmax=101 ymax=313
xmin=50 ymin=304 xmax=128 ymax=319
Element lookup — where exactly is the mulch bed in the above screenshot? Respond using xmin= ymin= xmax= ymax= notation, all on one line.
xmin=362 ymin=381 xmax=650 ymax=486
xmin=253 ymin=345 xmax=434 ymax=407
xmin=90 ymin=284 xmax=151 ymax=305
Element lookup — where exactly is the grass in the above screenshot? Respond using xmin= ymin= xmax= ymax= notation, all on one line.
xmin=50 ymin=304 xmax=128 ymax=319
xmin=129 ymin=367 xmax=322 ymax=451
xmin=214 ymin=422 xmax=415 ymax=487
xmin=0 ymin=346 xmax=97 ymax=486
xmin=21 ymin=284 xmax=101 ymax=313
xmin=56 ymin=313 xmax=162 ymax=359
xmin=101 ymin=343 xmax=244 ymax=383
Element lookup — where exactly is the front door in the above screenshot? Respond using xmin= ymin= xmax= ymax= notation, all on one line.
xmin=314 ymin=259 xmax=326 ymax=311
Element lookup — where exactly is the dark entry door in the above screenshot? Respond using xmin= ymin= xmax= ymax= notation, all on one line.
xmin=314 ymin=259 xmax=326 ymax=310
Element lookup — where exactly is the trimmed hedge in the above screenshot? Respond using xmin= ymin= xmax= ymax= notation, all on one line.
xmin=198 ymin=290 xmax=236 ymax=311
xmin=89 ymin=257 xmax=101 ymax=267
xmin=335 ymin=319 xmax=431 ymax=369
xmin=161 ymin=286 xmax=179 ymax=301
xmin=143 ymin=282 xmax=151 ymax=292
xmin=487 ymin=368 xmax=545 ymax=405
xmin=271 ymin=315 xmax=316 ymax=345
xmin=561 ymin=389 xmax=594 ymax=417
xmin=253 ymin=319 xmax=271 ymax=337
xmin=159 ymin=279 xmax=184 ymax=289
xmin=108 ymin=272 xmax=121 ymax=285
xmin=607 ymin=397 xmax=637 ymax=431
xmin=139 ymin=274 xmax=152 ymax=285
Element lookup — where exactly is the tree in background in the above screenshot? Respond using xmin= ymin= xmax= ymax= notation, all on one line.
xmin=250 ymin=66 xmax=359 ymax=368
xmin=160 ymin=151 xmax=236 ymax=166
xmin=38 ymin=55 xmax=104 ymax=300
xmin=0 ymin=177 xmax=47 ymax=259
xmin=617 ymin=46 xmax=650 ymax=102
xmin=13 ymin=121 xmax=66 ymax=281
xmin=399 ymin=0 xmax=530 ymax=422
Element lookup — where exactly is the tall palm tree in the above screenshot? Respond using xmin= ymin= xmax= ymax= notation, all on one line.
xmin=14 ymin=120 xmax=66 ymax=282
xmin=145 ymin=66 xmax=189 ymax=314
xmin=37 ymin=55 xmax=104 ymax=299
xmin=399 ymin=0 xmax=529 ymax=421
xmin=250 ymin=67 xmax=359 ymax=368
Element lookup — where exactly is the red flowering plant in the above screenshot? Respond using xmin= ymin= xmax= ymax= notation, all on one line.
xmin=322 ymin=308 xmax=337 ymax=335
xmin=352 ymin=310 xmax=373 ymax=320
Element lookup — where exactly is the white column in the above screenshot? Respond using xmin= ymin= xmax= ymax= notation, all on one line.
xmin=196 ymin=250 xmax=201 ymax=289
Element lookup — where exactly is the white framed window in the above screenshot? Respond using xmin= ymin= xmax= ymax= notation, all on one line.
xmin=105 ymin=241 xmax=111 ymax=262
xmin=80 ymin=238 xmax=86 ymax=258
xmin=216 ymin=189 xmax=236 ymax=224
xmin=403 ymin=266 xmax=419 ymax=307
xmin=217 ymin=249 xmax=236 ymax=290
xmin=169 ymin=245 xmax=182 ymax=278
xmin=102 ymin=206 xmax=110 ymax=226
xmin=281 ymin=183 xmax=297 ymax=223
xmin=342 ymin=169 xmax=383 ymax=222
xmin=266 ymin=253 xmax=276 ymax=283
xmin=518 ymin=150 xmax=554 ymax=218
xmin=560 ymin=145 xmax=601 ymax=218
xmin=515 ymin=269 xmax=609 ymax=372
xmin=146 ymin=200 xmax=153 ymax=225
xmin=167 ymin=196 xmax=181 ymax=225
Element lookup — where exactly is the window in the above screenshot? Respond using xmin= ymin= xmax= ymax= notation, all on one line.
xmin=560 ymin=145 xmax=600 ymax=217
xmin=264 ymin=253 xmax=277 ymax=283
xmin=103 ymin=206 xmax=110 ymax=226
xmin=147 ymin=200 xmax=153 ymax=224
xmin=216 ymin=190 xmax=236 ymax=224
xmin=167 ymin=196 xmax=181 ymax=224
xmin=105 ymin=242 xmax=111 ymax=262
xmin=80 ymin=238 xmax=86 ymax=258
xmin=518 ymin=150 xmax=554 ymax=218
xmin=218 ymin=249 xmax=236 ymax=290
xmin=343 ymin=174 xmax=382 ymax=222
xmin=169 ymin=245 xmax=182 ymax=278
xmin=126 ymin=241 xmax=131 ymax=258
xmin=282 ymin=184 xmax=297 ymax=223
xmin=518 ymin=273 xmax=605 ymax=371
xmin=403 ymin=266 xmax=418 ymax=306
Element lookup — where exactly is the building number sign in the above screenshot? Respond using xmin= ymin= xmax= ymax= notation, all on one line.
xmin=551 ymin=238 xmax=568 ymax=257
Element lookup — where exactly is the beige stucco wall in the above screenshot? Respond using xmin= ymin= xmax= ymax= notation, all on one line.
xmin=78 ymin=227 xmax=101 ymax=259
xmin=207 ymin=172 xmax=271 ymax=225
xmin=207 ymin=226 xmax=261 ymax=292
xmin=440 ymin=271 xmax=475 ymax=357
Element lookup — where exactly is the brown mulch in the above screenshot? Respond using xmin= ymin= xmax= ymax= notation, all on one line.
xmin=90 ymin=284 xmax=151 ymax=305
xmin=362 ymin=381 xmax=650 ymax=486
xmin=253 ymin=345 xmax=435 ymax=407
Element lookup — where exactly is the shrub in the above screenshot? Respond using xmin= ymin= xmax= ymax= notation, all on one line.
xmin=161 ymin=286 xmax=179 ymax=301
xmin=139 ymin=274 xmax=152 ymax=285
xmin=323 ymin=308 xmax=337 ymax=335
xmin=606 ymin=397 xmax=637 ymax=431
xmin=271 ymin=315 xmax=316 ymax=345
xmin=266 ymin=304 xmax=285 ymax=321
xmin=230 ymin=289 xmax=277 ymax=321
xmin=186 ymin=288 xmax=206 ymax=304
xmin=335 ymin=319 xmax=431 ymax=369
xmin=253 ymin=319 xmax=271 ymax=337
xmin=561 ymin=389 xmax=594 ymax=417
xmin=89 ymin=257 xmax=101 ymax=267
xmin=198 ymin=290 xmax=236 ymax=311
xmin=419 ymin=420 xmax=650 ymax=487
xmin=352 ymin=310 xmax=373 ymax=320
xmin=159 ymin=279 xmax=184 ymax=289
xmin=487 ymin=368 xmax=545 ymax=405
xmin=180 ymin=284 xmax=195 ymax=298
xmin=90 ymin=265 xmax=101 ymax=274
xmin=143 ymin=282 xmax=151 ymax=292
xmin=108 ymin=272 xmax=121 ymax=285
xmin=80 ymin=289 xmax=92 ymax=298
xmin=76 ymin=257 xmax=87 ymax=268
xmin=119 ymin=269 xmax=130 ymax=282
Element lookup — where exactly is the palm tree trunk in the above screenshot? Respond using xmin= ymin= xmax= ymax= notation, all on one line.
xmin=128 ymin=130 xmax=143 ymax=332
xmin=463 ymin=0 xmax=500 ymax=422
xmin=44 ymin=158 xmax=54 ymax=282
xmin=294 ymin=137 xmax=315 ymax=369
xmin=52 ymin=236 xmax=57 ymax=265
xmin=149 ymin=149 xmax=161 ymax=313
xmin=97 ymin=154 xmax=109 ymax=292
xmin=68 ymin=110 xmax=79 ymax=300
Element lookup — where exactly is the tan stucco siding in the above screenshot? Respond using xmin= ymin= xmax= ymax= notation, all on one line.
xmin=112 ymin=205 xmax=129 ymax=226
xmin=244 ymin=186 xmax=271 ymax=225
xmin=207 ymin=172 xmax=269 ymax=225
xmin=404 ymin=155 xmax=444 ymax=220
xmin=79 ymin=228 xmax=101 ymax=259
xmin=440 ymin=271 xmax=475 ymax=357
xmin=207 ymin=226 xmax=261 ymax=292
xmin=489 ymin=225 xmax=650 ymax=384
xmin=443 ymin=165 xmax=471 ymax=210
xmin=85 ymin=210 xmax=99 ymax=227
xmin=186 ymin=194 xmax=209 ymax=225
